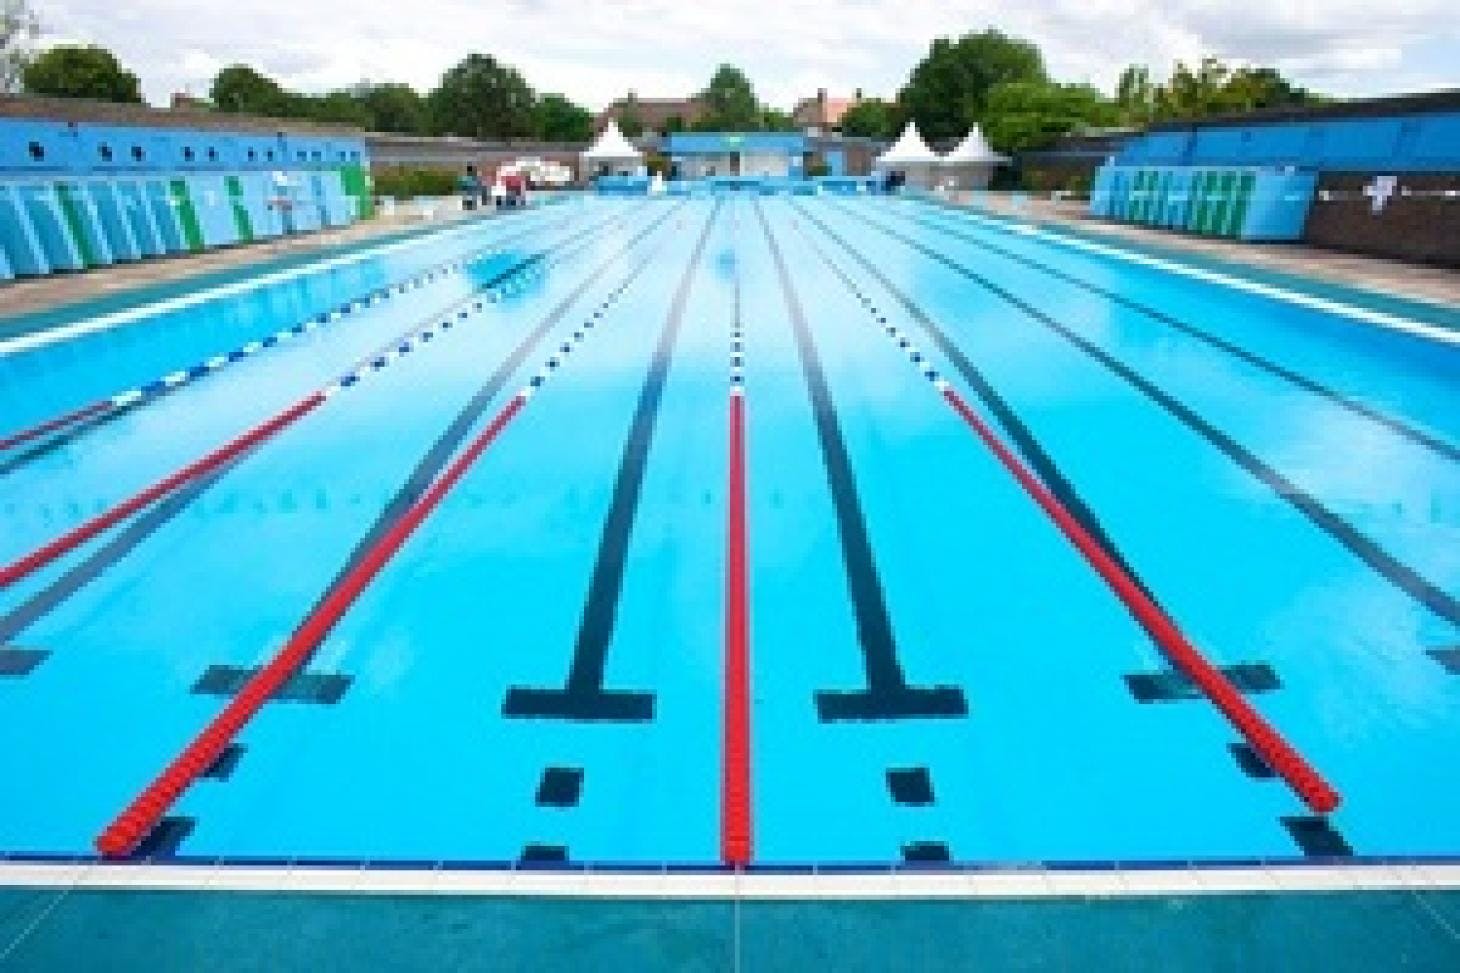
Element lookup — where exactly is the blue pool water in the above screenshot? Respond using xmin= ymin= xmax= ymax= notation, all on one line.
xmin=0 ymin=194 xmax=1457 ymax=867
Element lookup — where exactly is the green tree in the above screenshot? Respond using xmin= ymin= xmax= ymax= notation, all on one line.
xmin=760 ymin=106 xmax=796 ymax=132
xmin=1115 ymin=64 xmax=1156 ymax=125
xmin=211 ymin=64 xmax=289 ymax=115
xmin=838 ymin=97 xmax=897 ymax=139
xmin=616 ymin=99 xmax=645 ymax=137
xmin=428 ymin=53 xmax=536 ymax=138
xmin=304 ymin=89 xmax=370 ymax=126
xmin=1146 ymin=58 xmax=1321 ymax=121
xmin=354 ymin=82 xmax=427 ymax=133
xmin=1 ymin=0 xmax=39 ymax=94
xmin=695 ymin=63 xmax=760 ymax=130
xmin=23 ymin=44 xmax=141 ymax=103
xmin=981 ymin=81 xmax=1117 ymax=153
xmin=533 ymin=92 xmax=592 ymax=141
xmin=898 ymin=30 xmax=1045 ymax=141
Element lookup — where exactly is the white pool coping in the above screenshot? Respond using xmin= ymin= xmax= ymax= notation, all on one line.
xmin=2 ymin=861 xmax=1457 ymax=899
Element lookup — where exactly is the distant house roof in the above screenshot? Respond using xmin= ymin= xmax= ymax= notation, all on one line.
xmin=792 ymin=90 xmax=857 ymax=130
xmin=596 ymin=95 xmax=707 ymax=132
xmin=664 ymin=132 xmax=807 ymax=154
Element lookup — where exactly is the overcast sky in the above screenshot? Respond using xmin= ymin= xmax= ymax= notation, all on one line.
xmin=40 ymin=0 xmax=1460 ymax=108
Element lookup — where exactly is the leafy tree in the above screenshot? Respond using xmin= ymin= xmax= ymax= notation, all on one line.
xmin=898 ymin=30 xmax=1045 ymax=141
xmin=308 ymin=89 xmax=371 ymax=126
xmin=428 ymin=53 xmax=535 ymax=138
xmin=760 ymin=106 xmax=796 ymax=132
xmin=617 ymin=99 xmax=645 ymax=137
xmin=354 ymin=82 xmax=427 ymax=133
xmin=533 ymin=92 xmax=592 ymax=141
xmin=838 ymin=97 xmax=897 ymax=139
xmin=1115 ymin=64 xmax=1156 ymax=125
xmin=211 ymin=65 xmax=289 ymax=115
xmin=981 ymin=81 xmax=1117 ymax=153
xmin=23 ymin=44 xmax=141 ymax=103
xmin=1127 ymin=58 xmax=1322 ymax=122
xmin=694 ymin=63 xmax=760 ymax=130
xmin=663 ymin=113 xmax=686 ymax=133
xmin=1 ymin=0 xmax=39 ymax=94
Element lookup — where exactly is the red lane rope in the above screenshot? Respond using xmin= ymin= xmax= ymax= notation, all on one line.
xmin=940 ymin=386 xmax=1340 ymax=814
xmin=96 ymin=393 xmax=529 ymax=857
xmin=0 ymin=393 xmax=327 ymax=588
xmin=722 ymin=391 xmax=752 ymax=865
xmin=0 ymin=401 xmax=111 ymax=452
xmin=0 ymin=242 xmax=561 ymax=590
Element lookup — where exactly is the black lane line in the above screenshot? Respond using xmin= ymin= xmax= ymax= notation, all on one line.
xmin=503 ymin=200 xmax=722 ymax=722
xmin=0 ymin=462 xmax=234 ymax=671
xmin=0 ymin=211 xmax=577 ymax=479
xmin=317 ymin=200 xmax=683 ymax=596
xmin=888 ymin=199 xmax=1460 ymax=464
xmin=836 ymin=201 xmax=1460 ymax=629
xmin=755 ymin=200 xmax=966 ymax=721
xmin=0 ymin=204 xmax=665 ymax=665
xmin=789 ymin=200 xmax=1163 ymax=608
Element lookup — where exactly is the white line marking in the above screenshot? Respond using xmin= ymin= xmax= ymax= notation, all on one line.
xmin=955 ymin=210 xmax=1460 ymax=347
xmin=0 ymin=862 xmax=1454 ymax=898
xmin=0 ymin=220 xmax=489 ymax=358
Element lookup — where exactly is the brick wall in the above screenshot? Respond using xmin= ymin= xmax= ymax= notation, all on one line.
xmin=1304 ymin=173 xmax=1460 ymax=267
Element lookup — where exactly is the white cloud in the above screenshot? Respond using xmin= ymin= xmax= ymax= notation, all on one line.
xmin=36 ymin=0 xmax=1460 ymax=107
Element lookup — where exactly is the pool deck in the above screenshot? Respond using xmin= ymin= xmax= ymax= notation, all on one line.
xmin=942 ymin=192 xmax=1460 ymax=311
xmin=0 ymin=199 xmax=483 ymax=321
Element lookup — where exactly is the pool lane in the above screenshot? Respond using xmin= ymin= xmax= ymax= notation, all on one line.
xmin=793 ymin=198 xmax=1460 ymax=857
xmin=901 ymin=198 xmax=1460 ymax=449
xmin=0 ymin=204 xmax=633 ymax=587
xmin=830 ymin=198 xmax=1460 ymax=634
xmin=150 ymin=199 xmax=721 ymax=862
xmin=0 ymin=206 xmax=574 ymax=433
xmin=744 ymin=197 xmax=1325 ymax=864
xmin=0 ymin=200 xmax=676 ymax=854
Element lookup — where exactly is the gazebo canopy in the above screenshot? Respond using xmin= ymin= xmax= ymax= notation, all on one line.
xmin=581 ymin=119 xmax=642 ymax=161
xmin=876 ymin=121 xmax=938 ymax=166
xmin=943 ymin=125 xmax=1008 ymax=164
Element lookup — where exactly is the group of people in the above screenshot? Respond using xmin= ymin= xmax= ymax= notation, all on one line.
xmin=458 ymin=166 xmax=529 ymax=210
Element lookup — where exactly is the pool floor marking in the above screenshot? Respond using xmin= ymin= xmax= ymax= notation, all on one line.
xmin=503 ymin=201 xmax=722 ymax=723
xmin=886 ymin=200 xmax=1460 ymax=464
xmin=723 ymin=230 xmax=752 ymax=865
xmin=95 ymin=205 xmax=694 ymax=858
xmin=0 ymin=213 xmax=631 ymax=591
xmin=1428 ymin=647 xmax=1460 ymax=674
xmin=0 ymin=402 xmax=110 ymax=452
xmin=945 ymin=205 xmax=1460 ymax=348
xmin=839 ymin=203 xmax=1460 ymax=631
xmin=0 ymin=211 xmax=580 ymax=466
xmin=755 ymin=201 xmax=967 ymax=722
xmin=788 ymin=201 xmax=1342 ymax=815
xmin=0 ymin=461 xmax=236 ymax=673
xmin=94 ymin=392 xmax=530 ymax=857
xmin=789 ymin=201 xmax=1164 ymax=609
xmin=1125 ymin=662 xmax=1280 ymax=703
xmin=0 ymin=209 xmax=540 ymax=358
xmin=319 ymin=201 xmax=680 ymax=589
xmin=0 ymin=647 xmax=48 ymax=676
xmin=192 ymin=664 xmax=352 ymax=704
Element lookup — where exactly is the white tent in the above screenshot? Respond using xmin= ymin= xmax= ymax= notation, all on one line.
xmin=938 ymin=124 xmax=1008 ymax=190
xmin=581 ymin=119 xmax=643 ymax=177
xmin=875 ymin=121 xmax=940 ymax=188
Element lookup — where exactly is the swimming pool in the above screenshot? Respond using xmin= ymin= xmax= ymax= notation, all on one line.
xmin=1 ymin=193 xmax=1457 ymax=873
